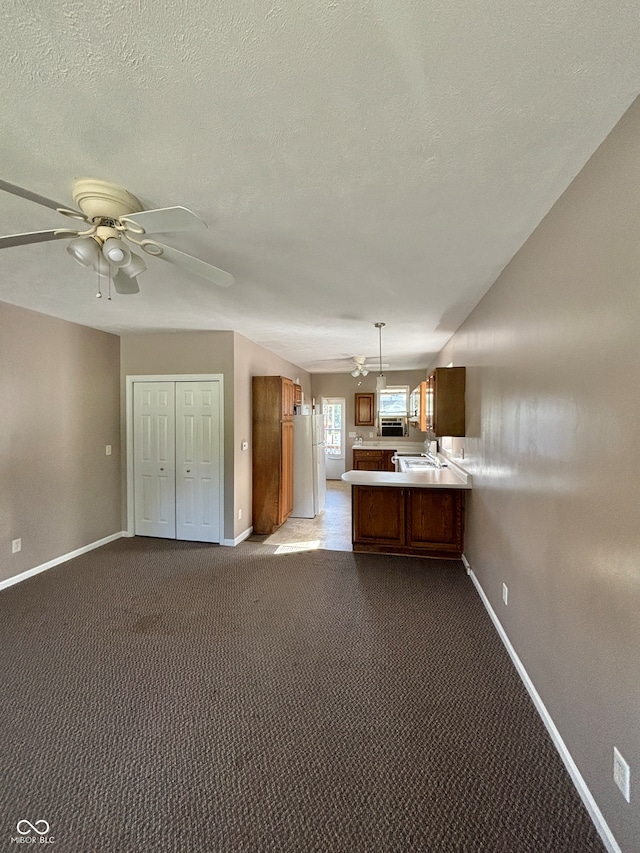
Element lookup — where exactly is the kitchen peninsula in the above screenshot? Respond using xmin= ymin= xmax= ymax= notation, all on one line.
xmin=342 ymin=457 xmax=471 ymax=559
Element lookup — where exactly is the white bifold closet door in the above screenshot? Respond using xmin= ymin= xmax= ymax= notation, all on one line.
xmin=133 ymin=381 xmax=221 ymax=542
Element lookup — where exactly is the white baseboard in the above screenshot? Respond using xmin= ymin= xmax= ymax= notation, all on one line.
xmin=462 ymin=553 xmax=621 ymax=853
xmin=0 ymin=532 xmax=125 ymax=592
xmin=222 ymin=526 xmax=253 ymax=547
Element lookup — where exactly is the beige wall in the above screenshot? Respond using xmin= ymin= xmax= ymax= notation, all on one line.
xmin=233 ymin=333 xmax=310 ymax=539
xmin=430 ymin=98 xmax=640 ymax=849
xmin=0 ymin=302 xmax=121 ymax=582
xmin=120 ymin=331 xmax=309 ymax=541
xmin=120 ymin=331 xmax=235 ymax=538
xmin=311 ymin=370 xmax=428 ymax=470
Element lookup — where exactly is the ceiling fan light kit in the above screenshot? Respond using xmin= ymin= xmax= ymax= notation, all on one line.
xmin=0 ymin=177 xmax=234 ymax=296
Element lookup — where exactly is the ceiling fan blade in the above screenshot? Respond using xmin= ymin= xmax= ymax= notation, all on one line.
xmin=0 ymin=229 xmax=77 ymax=249
xmin=0 ymin=179 xmax=84 ymax=216
xmin=121 ymin=206 xmax=207 ymax=235
xmin=113 ymin=270 xmax=140 ymax=294
xmin=146 ymin=241 xmax=234 ymax=287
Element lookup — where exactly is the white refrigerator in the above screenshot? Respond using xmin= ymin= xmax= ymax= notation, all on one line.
xmin=292 ymin=413 xmax=326 ymax=518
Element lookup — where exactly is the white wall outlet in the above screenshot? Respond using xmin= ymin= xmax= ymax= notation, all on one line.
xmin=614 ymin=747 xmax=631 ymax=802
xmin=241 ymin=440 xmax=248 ymax=451
xmin=348 ymin=432 xmax=357 ymax=438
xmin=238 ymin=508 xmax=242 ymax=520
xmin=502 ymin=583 xmax=508 ymax=605
xmin=105 ymin=444 xmax=112 ymax=456
xmin=369 ymin=432 xmax=374 ymax=438
xmin=12 ymin=538 xmax=22 ymax=554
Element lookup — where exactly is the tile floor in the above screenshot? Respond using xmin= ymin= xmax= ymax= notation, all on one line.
xmin=251 ymin=479 xmax=352 ymax=553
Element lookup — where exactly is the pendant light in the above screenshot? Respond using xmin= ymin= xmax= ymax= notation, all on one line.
xmin=375 ymin=322 xmax=386 ymax=391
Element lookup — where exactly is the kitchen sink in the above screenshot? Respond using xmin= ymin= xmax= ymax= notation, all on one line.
xmin=398 ymin=456 xmax=438 ymax=471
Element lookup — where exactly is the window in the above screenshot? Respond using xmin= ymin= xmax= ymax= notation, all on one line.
xmin=378 ymin=386 xmax=409 ymax=415
xmin=323 ymin=399 xmax=343 ymax=456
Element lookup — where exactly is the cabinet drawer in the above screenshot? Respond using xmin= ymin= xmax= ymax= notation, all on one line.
xmin=354 ymin=450 xmax=383 ymax=459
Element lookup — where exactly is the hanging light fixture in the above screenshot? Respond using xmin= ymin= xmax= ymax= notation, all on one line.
xmin=350 ymin=357 xmax=369 ymax=378
xmin=375 ymin=322 xmax=386 ymax=390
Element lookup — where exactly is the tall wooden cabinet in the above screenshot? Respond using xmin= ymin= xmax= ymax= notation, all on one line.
xmin=252 ymin=376 xmax=295 ymax=534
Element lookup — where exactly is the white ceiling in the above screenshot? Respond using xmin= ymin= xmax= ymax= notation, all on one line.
xmin=1 ymin=1 xmax=639 ymax=373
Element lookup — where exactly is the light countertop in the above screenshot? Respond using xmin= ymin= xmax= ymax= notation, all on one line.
xmin=353 ymin=442 xmax=426 ymax=451
xmin=342 ymin=464 xmax=471 ymax=490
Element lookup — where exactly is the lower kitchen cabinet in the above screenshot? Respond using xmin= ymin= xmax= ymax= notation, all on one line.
xmin=352 ymin=449 xmax=395 ymax=471
xmin=352 ymin=484 xmax=465 ymax=559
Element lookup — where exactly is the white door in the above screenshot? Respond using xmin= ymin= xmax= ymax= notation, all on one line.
xmin=133 ymin=382 xmax=176 ymax=538
xmin=323 ymin=397 xmax=346 ymax=479
xmin=175 ymin=381 xmax=221 ymax=542
xmin=133 ymin=380 xmax=221 ymax=542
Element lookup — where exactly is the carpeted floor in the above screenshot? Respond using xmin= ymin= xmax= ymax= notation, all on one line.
xmin=0 ymin=537 xmax=605 ymax=852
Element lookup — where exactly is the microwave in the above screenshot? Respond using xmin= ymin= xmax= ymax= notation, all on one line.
xmin=380 ymin=416 xmax=406 ymax=437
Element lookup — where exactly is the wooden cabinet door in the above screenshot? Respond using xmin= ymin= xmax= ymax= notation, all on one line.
xmin=353 ymin=485 xmax=405 ymax=547
xmin=406 ymin=488 xmax=464 ymax=555
xmin=382 ymin=450 xmax=396 ymax=471
xmin=418 ymin=381 xmax=427 ymax=432
xmin=425 ymin=373 xmax=435 ymax=434
xmin=353 ymin=449 xmax=384 ymax=470
xmin=282 ymin=378 xmax=295 ymax=420
xmin=355 ymin=393 xmax=375 ymax=426
xmin=279 ymin=419 xmax=294 ymax=522
xmin=426 ymin=368 xmax=465 ymax=437
xmin=293 ymin=384 xmax=303 ymax=406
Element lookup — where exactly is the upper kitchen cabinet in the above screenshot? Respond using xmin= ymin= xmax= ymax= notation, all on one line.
xmin=409 ymin=381 xmax=427 ymax=432
xmin=281 ymin=377 xmax=295 ymax=420
xmin=354 ymin=393 xmax=375 ymax=426
xmin=426 ymin=367 xmax=465 ymax=437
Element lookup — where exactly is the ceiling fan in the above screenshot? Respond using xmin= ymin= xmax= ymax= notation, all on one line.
xmin=0 ymin=178 xmax=234 ymax=295
xmin=349 ymin=355 xmax=389 ymax=377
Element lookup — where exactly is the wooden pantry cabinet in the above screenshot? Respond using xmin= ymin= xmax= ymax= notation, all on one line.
xmin=252 ymin=376 xmax=295 ymax=534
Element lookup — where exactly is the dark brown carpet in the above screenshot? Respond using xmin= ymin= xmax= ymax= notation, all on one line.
xmin=0 ymin=537 xmax=604 ymax=852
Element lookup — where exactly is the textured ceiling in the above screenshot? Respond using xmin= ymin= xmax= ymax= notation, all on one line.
xmin=1 ymin=0 xmax=639 ymax=372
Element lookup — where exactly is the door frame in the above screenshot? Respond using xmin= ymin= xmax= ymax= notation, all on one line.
xmin=322 ymin=396 xmax=346 ymax=479
xmin=125 ymin=374 xmax=225 ymax=540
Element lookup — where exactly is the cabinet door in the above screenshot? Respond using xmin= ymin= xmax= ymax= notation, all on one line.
xmin=353 ymin=449 xmax=384 ymax=470
xmin=294 ymin=384 xmax=303 ymax=406
xmin=425 ymin=373 xmax=435 ymax=433
xmin=279 ymin=419 xmax=294 ymax=522
xmin=406 ymin=488 xmax=464 ymax=555
xmin=353 ymin=485 xmax=405 ymax=546
xmin=382 ymin=450 xmax=396 ymax=471
xmin=427 ymin=368 xmax=465 ymax=437
xmin=418 ymin=381 xmax=427 ymax=432
xmin=355 ymin=393 xmax=375 ymax=426
xmin=282 ymin=378 xmax=295 ymax=420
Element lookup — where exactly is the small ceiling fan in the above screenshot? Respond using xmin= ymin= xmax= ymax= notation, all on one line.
xmin=349 ymin=355 xmax=389 ymax=377
xmin=0 ymin=177 xmax=234 ymax=295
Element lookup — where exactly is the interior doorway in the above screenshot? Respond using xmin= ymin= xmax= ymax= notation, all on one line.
xmin=322 ymin=397 xmax=346 ymax=479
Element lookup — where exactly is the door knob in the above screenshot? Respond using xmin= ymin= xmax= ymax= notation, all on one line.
xmin=186 ymin=469 xmax=191 ymax=473
xmin=160 ymin=467 xmax=164 ymax=471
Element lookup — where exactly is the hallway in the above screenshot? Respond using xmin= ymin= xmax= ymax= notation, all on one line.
xmin=251 ymin=480 xmax=352 ymax=552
